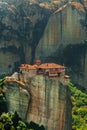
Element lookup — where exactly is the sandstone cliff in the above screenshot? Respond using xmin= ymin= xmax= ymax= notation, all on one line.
xmin=36 ymin=2 xmax=87 ymax=59
xmin=6 ymin=75 xmax=71 ymax=130
xmin=0 ymin=0 xmax=51 ymax=74
xmin=0 ymin=0 xmax=65 ymax=74
xmin=35 ymin=1 xmax=87 ymax=91
xmin=6 ymin=81 xmax=30 ymax=120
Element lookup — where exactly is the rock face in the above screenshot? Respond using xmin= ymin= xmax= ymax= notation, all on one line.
xmin=35 ymin=1 xmax=87 ymax=91
xmin=36 ymin=3 xmax=87 ymax=59
xmin=36 ymin=4 xmax=87 ymax=59
xmin=27 ymin=75 xmax=71 ymax=130
xmin=6 ymin=75 xmax=71 ymax=130
xmin=6 ymin=81 xmax=30 ymax=120
xmin=0 ymin=0 xmax=51 ymax=74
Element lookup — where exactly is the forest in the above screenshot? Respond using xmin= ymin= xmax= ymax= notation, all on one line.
xmin=69 ymin=82 xmax=87 ymax=130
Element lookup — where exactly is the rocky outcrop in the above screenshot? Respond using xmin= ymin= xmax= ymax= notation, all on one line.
xmin=35 ymin=2 xmax=87 ymax=60
xmin=0 ymin=0 xmax=51 ymax=74
xmin=6 ymin=81 xmax=30 ymax=120
xmin=35 ymin=1 xmax=87 ymax=91
xmin=6 ymin=75 xmax=71 ymax=130
xmin=27 ymin=75 xmax=71 ymax=130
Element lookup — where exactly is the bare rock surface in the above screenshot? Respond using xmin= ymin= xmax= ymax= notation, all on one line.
xmin=6 ymin=75 xmax=71 ymax=130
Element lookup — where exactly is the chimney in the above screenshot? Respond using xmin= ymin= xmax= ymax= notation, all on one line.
xmin=35 ymin=60 xmax=41 ymax=66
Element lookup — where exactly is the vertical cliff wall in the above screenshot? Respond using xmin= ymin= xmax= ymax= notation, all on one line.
xmin=27 ymin=75 xmax=71 ymax=130
xmin=35 ymin=2 xmax=87 ymax=91
xmin=5 ymin=75 xmax=71 ymax=130
xmin=6 ymin=82 xmax=30 ymax=120
xmin=35 ymin=3 xmax=87 ymax=60
xmin=0 ymin=0 xmax=51 ymax=74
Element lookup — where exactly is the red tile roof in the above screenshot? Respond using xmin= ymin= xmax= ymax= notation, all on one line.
xmin=19 ymin=63 xmax=65 ymax=70
xmin=20 ymin=64 xmax=30 ymax=69
xmin=38 ymin=63 xmax=65 ymax=69
xmin=35 ymin=60 xmax=41 ymax=66
xmin=28 ymin=65 xmax=37 ymax=70
xmin=20 ymin=64 xmax=37 ymax=70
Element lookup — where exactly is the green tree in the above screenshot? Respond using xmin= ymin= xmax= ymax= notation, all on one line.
xmin=0 ymin=77 xmax=7 ymax=115
xmin=16 ymin=120 xmax=27 ymax=130
xmin=0 ymin=94 xmax=7 ymax=115
xmin=0 ymin=78 xmax=6 ymax=93
xmin=0 ymin=122 xmax=5 ymax=130
xmin=11 ymin=112 xmax=21 ymax=127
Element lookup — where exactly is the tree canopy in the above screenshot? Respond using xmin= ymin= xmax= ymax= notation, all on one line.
xmin=69 ymin=82 xmax=87 ymax=130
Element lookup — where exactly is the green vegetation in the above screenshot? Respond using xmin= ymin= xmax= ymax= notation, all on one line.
xmin=0 ymin=112 xmax=45 ymax=130
xmin=0 ymin=78 xmax=8 ymax=115
xmin=0 ymin=93 xmax=8 ymax=115
xmin=69 ymin=82 xmax=87 ymax=130
xmin=0 ymin=78 xmax=7 ymax=93
xmin=0 ymin=112 xmax=29 ymax=130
